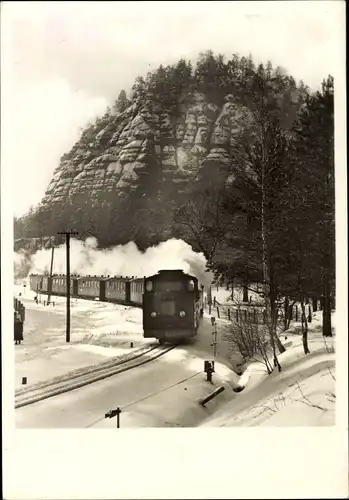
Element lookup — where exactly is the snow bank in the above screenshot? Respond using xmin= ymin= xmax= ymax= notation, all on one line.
xmin=200 ymin=323 xmax=336 ymax=427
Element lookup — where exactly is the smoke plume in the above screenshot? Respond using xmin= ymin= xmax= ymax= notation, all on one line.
xmin=14 ymin=238 xmax=213 ymax=287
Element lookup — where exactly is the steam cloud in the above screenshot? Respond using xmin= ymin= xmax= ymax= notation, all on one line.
xmin=14 ymin=238 xmax=213 ymax=287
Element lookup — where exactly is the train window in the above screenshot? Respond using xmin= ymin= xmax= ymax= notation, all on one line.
xmin=188 ymin=280 xmax=195 ymax=291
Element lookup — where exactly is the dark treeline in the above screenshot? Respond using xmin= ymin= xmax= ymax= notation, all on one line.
xmin=14 ymin=52 xmax=335 ymax=347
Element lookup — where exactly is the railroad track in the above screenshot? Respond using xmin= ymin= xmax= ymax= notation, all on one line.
xmin=15 ymin=344 xmax=176 ymax=409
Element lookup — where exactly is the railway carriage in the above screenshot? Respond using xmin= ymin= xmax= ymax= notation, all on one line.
xmin=105 ymin=276 xmax=130 ymax=303
xmin=77 ymin=276 xmax=107 ymax=301
xmin=40 ymin=275 xmax=49 ymax=293
xmin=130 ymin=278 xmax=144 ymax=305
xmin=51 ymin=274 xmax=78 ymax=296
xmin=142 ymin=269 xmax=203 ymax=345
xmin=29 ymin=273 xmax=48 ymax=294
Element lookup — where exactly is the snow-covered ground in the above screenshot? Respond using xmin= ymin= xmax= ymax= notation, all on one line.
xmin=200 ymin=310 xmax=336 ymax=426
xmin=14 ymin=283 xmax=336 ymax=427
xmin=13 ymin=284 xmax=150 ymax=389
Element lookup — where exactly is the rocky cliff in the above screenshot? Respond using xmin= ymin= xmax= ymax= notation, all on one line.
xmin=15 ymin=53 xmax=306 ymax=251
xmin=41 ymin=92 xmax=249 ymax=207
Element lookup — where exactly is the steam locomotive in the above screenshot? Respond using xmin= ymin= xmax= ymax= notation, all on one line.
xmin=143 ymin=270 xmax=204 ymax=344
xmin=29 ymin=269 xmax=204 ymax=343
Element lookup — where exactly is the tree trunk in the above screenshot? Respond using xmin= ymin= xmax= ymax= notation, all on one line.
xmin=275 ymin=334 xmax=286 ymax=354
xmin=323 ymin=275 xmax=332 ymax=336
xmin=287 ymin=304 xmax=293 ymax=329
xmin=208 ymin=286 xmax=212 ymax=315
xmin=243 ymin=283 xmax=248 ymax=303
xmin=269 ymin=282 xmax=283 ymax=368
xmin=320 ymin=296 xmax=324 ymax=311
xmin=300 ymin=300 xmax=310 ymax=354
xmin=312 ymin=296 xmax=318 ymax=312
xmin=284 ymin=296 xmax=289 ymax=331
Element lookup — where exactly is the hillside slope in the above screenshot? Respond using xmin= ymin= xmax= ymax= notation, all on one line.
xmin=14 ymin=53 xmax=307 ymax=250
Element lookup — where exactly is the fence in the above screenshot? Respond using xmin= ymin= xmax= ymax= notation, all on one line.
xmin=204 ymin=301 xmax=315 ymax=326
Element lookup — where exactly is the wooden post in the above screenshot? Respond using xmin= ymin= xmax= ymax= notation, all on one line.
xmin=199 ymin=386 xmax=225 ymax=407
xmin=216 ymin=307 xmax=220 ymax=318
xmin=227 ymin=308 xmax=231 ymax=321
xmin=57 ymin=230 xmax=78 ymax=343
xmin=105 ymin=407 xmax=122 ymax=428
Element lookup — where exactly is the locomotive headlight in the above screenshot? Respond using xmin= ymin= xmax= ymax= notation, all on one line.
xmin=179 ymin=310 xmax=186 ymax=317
xmin=151 ymin=311 xmax=157 ymax=317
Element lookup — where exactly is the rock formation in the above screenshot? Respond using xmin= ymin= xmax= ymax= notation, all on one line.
xmin=41 ymin=92 xmax=250 ymax=207
xmin=14 ymin=53 xmax=306 ymax=252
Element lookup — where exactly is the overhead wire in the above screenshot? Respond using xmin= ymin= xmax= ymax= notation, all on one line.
xmin=84 ymin=371 xmax=202 ymax=428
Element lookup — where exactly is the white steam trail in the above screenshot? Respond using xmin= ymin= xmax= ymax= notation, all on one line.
xmin=15 ymin=237 xmax=213 ymax=287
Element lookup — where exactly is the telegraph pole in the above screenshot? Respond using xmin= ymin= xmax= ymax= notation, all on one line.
xmin=57 ymin=230 xmax=78 ymax=342
xmin=47 ymin=246 xmax=55 ymax=305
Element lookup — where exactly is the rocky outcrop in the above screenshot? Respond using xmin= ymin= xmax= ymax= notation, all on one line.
xmin=41 ymin=92 xmax=251 ymax=206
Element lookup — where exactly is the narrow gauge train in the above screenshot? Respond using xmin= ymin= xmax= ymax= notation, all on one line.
xmin=143 ymin=270 xmax=204 ymax=344
xmin=29 ymin=273 xmax=145 ymax=307
xmin=30 ymin=269 xmax=204 ymax=344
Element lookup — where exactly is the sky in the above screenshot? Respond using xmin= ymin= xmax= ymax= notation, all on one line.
xmin=1 ymin=1 xmax=344 ymax=217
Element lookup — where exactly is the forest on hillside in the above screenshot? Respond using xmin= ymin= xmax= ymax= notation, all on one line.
xmin=14 ymin=51 xmax=335 ymax=345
